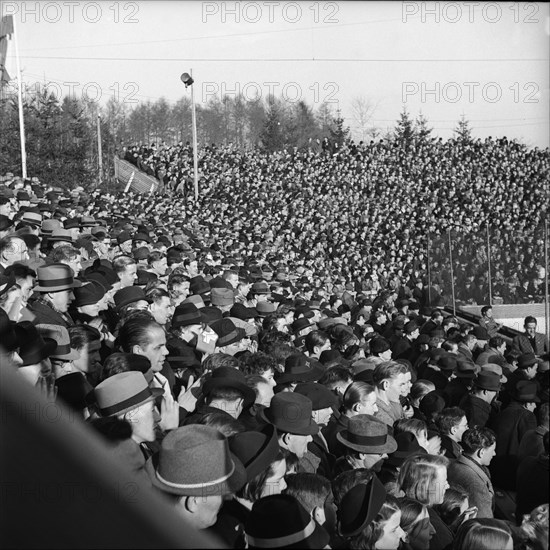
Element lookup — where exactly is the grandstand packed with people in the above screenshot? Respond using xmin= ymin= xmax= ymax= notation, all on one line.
xmin=0 ymin=133 xmax=549 ymax=549
xmin=123 ymin=137 xmax=548 ymax=306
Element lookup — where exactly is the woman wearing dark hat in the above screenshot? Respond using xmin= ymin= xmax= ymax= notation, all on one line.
xmin=15 ymin=321 xmax=57 ymax=385
xmin=378 ymin=431 xmax=427 ymax=490
xmin=244 ymin=493 xmax=330 ymax=549
xmin=211 ymin=425 xmax=287 ymax=548
xmin=339 ymin=475 xmax=405 ymax=550
xmin=72 ymin=280 xmax=109 ymax=323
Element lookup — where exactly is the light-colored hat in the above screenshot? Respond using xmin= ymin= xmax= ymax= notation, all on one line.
xmin=94 ymin=371 xmax=162 ymax=417
xmin=34 ymin=264 xmax=82 ymax=293
xmin=145 ymin=425 xmax=246 ymax=496
xmin=37 ymin=324 xmax=80 ymax=361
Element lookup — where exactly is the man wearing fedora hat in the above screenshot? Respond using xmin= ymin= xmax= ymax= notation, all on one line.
xmin=211 ymin=318 xmax=250 ymax=356
xmin=503 ymin=352 xmax=540 ymax=407
xmin=459 ymin=371 xmax=501 ymax=429
xmin=294 ymin=382 xmax=338 ymax=478
xmin=36 ymin=323 xmax=81 ymax=379
xmin=489 ymin=380 xmax=539 ymax=489
xmin=145 ymin=425 xmax=246 ymax=530
xmin=185 ymin=366 xmax=255 ymax=426
xmin=334 ymin=414 xmax=397 ymax=476
xmin=261 ymin=392 xmax=319 ymax=463
xmin=94 ymin=371 xmax=163 ymax=450
xmin=27 ymin=263 xmax=81 ymax=328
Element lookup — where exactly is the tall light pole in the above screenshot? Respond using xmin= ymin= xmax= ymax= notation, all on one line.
xmin=181 ymin=71 xmax=198 ymax=201
xmin=96 ymin=112 xmax=103 ymax=186
xmin=545 ymin=218 xmax=549 ymax=342
xmin=427 ymin=229 xmax=432 ymax=306
xmin=447 ymin=227 xmax=456 ymax=316
xmin=486 ymin=222 xmax=492 ymax=305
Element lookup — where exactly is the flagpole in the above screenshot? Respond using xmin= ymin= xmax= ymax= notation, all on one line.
xmin=12 ymin=17 xmax=27 ymax=179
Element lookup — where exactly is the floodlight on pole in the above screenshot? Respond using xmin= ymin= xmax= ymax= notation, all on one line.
xmin=180 ymin=73 xmax=194 ymax=88
xmin=180 ymin=70 xmax=198 ymax=201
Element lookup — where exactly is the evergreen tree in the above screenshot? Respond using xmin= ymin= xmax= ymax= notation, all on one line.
xmin=260 ymin=96 xmax=285 ymax=152
xmin=415 ymin=111 xmax=433 ymax=142
xmin=0 ymin=85 xmax=97 ymax=188
xmin=454 ymin=114 xmax=473 ymax=143
xmin=246 ymin=95 xmax=266 ymax=147
xmin=394 ymin=106 xmax=416 ymax=147
xmin=289 ymin=101 xmax=319 ymax=150
xmin=329 ymin=108 xmax=351 ymax=150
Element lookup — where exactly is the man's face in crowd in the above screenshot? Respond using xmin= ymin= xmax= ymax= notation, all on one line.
xmin=137 ymin=326 xmax=168 ymax=372
xmin=525 ymin=322 xmax=537 ymax=337
xmin=453 ymin=415 xmax=469 ymax=441
xmin=385 ymin=373 xmax=409 ymax=402
xmin=18 ymin=276 xmax=35 ymax=306
xmin=124 ymin=400 xmax=159 ymax=444
xmin=150 ymin=296 xmax=173 ymax=325
xmin=0 ymin=201 xmax=12 ymax=216
xmin=286 ymin=433 xmax=313 ymax=458
xmin=400 ymin=371 xmax=412 ymax=397
xmin=261 ymin=368 xmax=276 ymax=388
xmin=73 ymin=340 xmax=102 ymax=374
xmin=48 ymin=289 xmax=74 ymax=313
xmin=226 ymin=273 xmax=239 ymax=289
xmin=120 ymin=263 xmax=138 ymax=288
xmin=312 ymin=406 xmax=333 ymax=427
xmin=261 ymin=458 xmax=287 ymax=498
xmin=120 ymin=240 xmax=132 ymax=254
xmin=479 ymin=442 xmax=497 ymax=466
xmin=361 ymin=452 xmax=388 ymax=472
xmin=255 ymin=381 xmax=274 ymax=407
xmin=66 ymin=255 xmax=83 ymax=277
xmin=2 ymin=238 xmax=29 ymax=265
xmin=238 ymin=282 xmax=251 ymax=296
xmin=152 ymin=257 xmax=168 ymax=276
xmin=171 ymin=281 xmax=190 ymax=303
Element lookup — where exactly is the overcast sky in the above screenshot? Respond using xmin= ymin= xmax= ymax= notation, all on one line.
xmin=3 ymin=1 xmax=549 ymax=146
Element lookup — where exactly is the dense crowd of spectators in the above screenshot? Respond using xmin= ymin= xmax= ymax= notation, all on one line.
xmin=0 ymin=141 xmax=549 ymax=550
xmin=123 ymin=136 xmax=548 ymax=306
